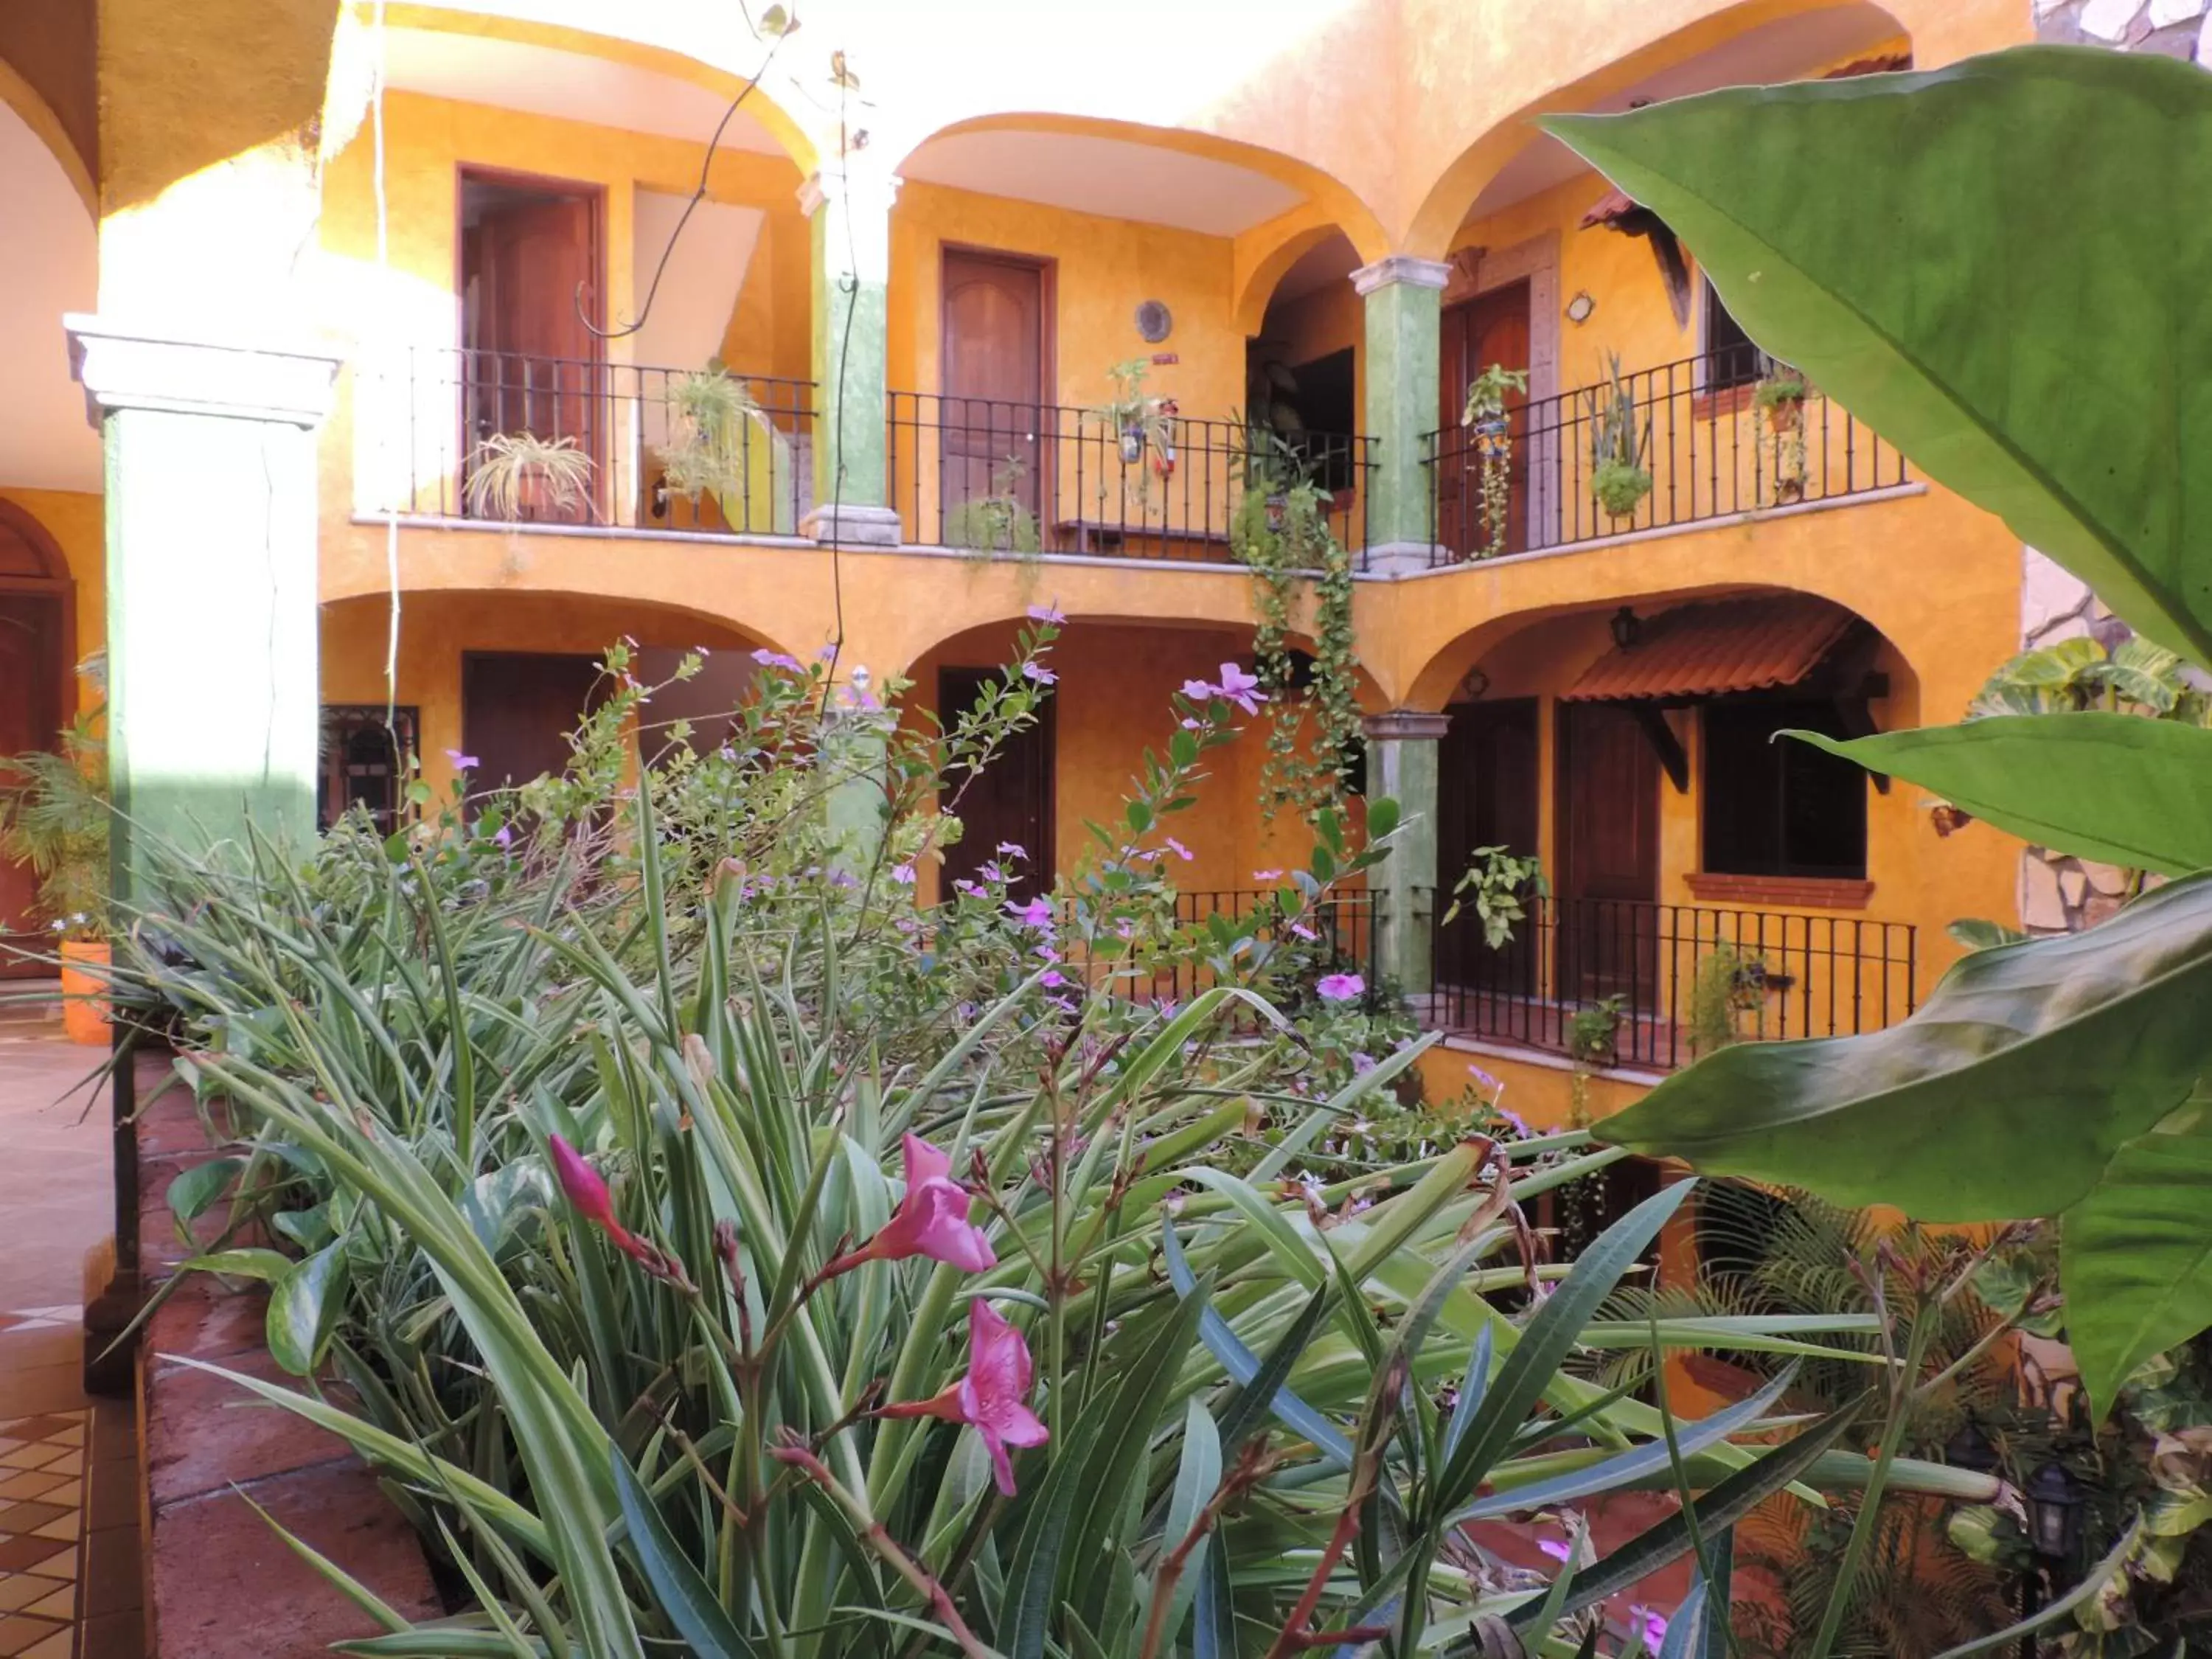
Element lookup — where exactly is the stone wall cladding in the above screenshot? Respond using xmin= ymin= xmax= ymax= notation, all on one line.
xmin=133 ymin=1055 xmax=442 ymax=1657
xmin=2009 ymin=1 xmax=2202 ymax=934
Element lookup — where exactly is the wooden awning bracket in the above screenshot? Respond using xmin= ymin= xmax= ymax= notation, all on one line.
xmin=1630 ymin=704 xmax=1689 ymax=793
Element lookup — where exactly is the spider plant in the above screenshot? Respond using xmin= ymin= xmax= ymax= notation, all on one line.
xmin=0 ymin=655 xmax=108 ymax=942
xmin=464 ymin=431 xmax=597 ymax=521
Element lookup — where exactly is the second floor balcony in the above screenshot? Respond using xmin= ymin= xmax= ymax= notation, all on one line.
xmin=1424 ymin=343 xmax=1913 ymax=567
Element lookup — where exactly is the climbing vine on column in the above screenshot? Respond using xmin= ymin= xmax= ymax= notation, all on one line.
xmin=1232 ymin=469 xmax=1364 ymax=823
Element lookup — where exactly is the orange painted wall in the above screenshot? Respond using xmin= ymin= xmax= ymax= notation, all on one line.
xmin=1 ymin=487 xmax=103 ymax=667
xmin=889 ymin=180 xmax=1244 ymax=419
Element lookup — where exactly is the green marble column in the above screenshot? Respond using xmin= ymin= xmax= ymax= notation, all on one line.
xmin=69 ymin=320 xmax=342 ymax=902
xmin=800 ymin=164 xmax=901 ymax=545
xmin=1364 ymin=709 xmax=1450 ymax=996
xmin=1355 ymin=257 xmax=1450 ymax=573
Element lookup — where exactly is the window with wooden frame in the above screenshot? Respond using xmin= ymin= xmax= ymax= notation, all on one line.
xmin=1700 ymin=697 xmax=1868 ymax=880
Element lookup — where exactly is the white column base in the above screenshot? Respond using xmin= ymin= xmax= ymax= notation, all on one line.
xmin=801 ymin=503 xmax=903 ymax=547
xmin=1365 ymin=540 xmax=1450 ymax=577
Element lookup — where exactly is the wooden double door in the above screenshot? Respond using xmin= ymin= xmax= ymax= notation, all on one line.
xmin=1436 ymin=698 xmax=1659 ymax=1009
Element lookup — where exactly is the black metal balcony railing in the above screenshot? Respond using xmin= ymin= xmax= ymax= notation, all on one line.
xmin=1423 ymin=344 xmax=1910 ymax=566
xmin=1429 ymin=894 xmax=1916 ymax=1071
xmin=360 ymin=346 xmax=816 ymax=535
xmin=886 ymin=392 xmax=1374 ymax=565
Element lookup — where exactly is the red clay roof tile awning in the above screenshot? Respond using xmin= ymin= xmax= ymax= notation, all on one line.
xmin=1562 ymin=595 xmax=1860 ymax=702
xmin=1580 ymin=188 xmax=1641 ymax=229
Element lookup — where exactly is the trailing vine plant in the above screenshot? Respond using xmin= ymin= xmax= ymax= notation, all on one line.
xmin=1461 ymin=361 xmax=1528 ymax=558
xmin=1231 ymin=426 xmax=1363 ymax=823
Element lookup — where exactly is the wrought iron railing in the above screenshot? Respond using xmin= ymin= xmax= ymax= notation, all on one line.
xmin=1429 ymin=893 xmax=1916 ymax=1071
xmin=886 ymin=392 xmax=1374 ymax=564
xmin=1422 ymin=344 xmax=1910 ymax=566
xmin=1144 ymin=888 xmax=1376 ymax=1005
xmin=356 ymin=345 xmax=816 ymax=535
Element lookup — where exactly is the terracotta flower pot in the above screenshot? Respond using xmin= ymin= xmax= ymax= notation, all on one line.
xmin=58 ymin=938 xmax=111 ymax=1046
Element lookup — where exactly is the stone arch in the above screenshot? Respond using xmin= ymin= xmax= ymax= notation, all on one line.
xmin=1400 ymin=0 xmax=1919 ymax=260
xmin=0 ymin=54 xmax=93 ymax=215
xmin=0 ymin=498 xmax=80 ymax=728
xmin=891 ymin=112 xmax=1390 ymax=263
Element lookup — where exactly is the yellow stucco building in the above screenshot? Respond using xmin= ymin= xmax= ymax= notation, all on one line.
xmin=1 ymin=0 xmax=2038 ymax=1127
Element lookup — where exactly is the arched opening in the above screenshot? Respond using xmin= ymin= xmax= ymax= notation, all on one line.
xmin=884 ymin=115 xmax=1387 ymax=563
xmin=900 ymin=612 xmax=1380 ymax=908
xmin=1419 ymin=586 xmax=1921 ymax=1071
xmin=0 ymin=501 xmax=79 ymax=973
xmin=1406 ymin=4 xmax=1910 ymax=563
xmin=319 ymin=590 xmax=790 ymax=810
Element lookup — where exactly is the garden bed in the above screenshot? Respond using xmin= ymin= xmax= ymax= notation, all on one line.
xmin=132 ymin=1053 xmax=442 ymax=1658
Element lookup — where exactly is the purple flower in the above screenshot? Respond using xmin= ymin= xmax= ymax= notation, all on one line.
xmin=752 ymin=647 xmax=803 ymax=671
xmin=494 ymin=825 xmax=513 ymax=849
xmin=1180 ymin=677 xmax=1214 ymax=700
xmin=1112 ymin=919 xmax=1136 ymax=941
xmin=1180 ymin=717 xmax=1203 ymax=730
xmin=693 ymin=644 xmax=712 ymax=657
xmin=891 ymin=863 xmax=917 ymax=886
xmin=1537 ymin=1537 xmax=1572 ymax=1564
xmin=1352 ymin=1052 xmax=1377 ymax=1075
xmin=1164 ymin=836 xmax=1193 ymax=863
xmin=1317 ymin=973 xmax=1365 ymax=1003
xmin=1040 ymin=970 xmax=1066 ymax=989
xmin=1026 ymin=602 xmax=1065 ymax=624
xmin=1289 ymin=920 xmax=1318 ymax=941
xmin=1213 ymin=661 xmax=1266 ymax=715
xmin=1632 ymin=1607 xmax=1669 ymax=1648
xmin=1021 ymin=662 xmax=1057 ymax=685
xmin=996 ymin=841 xmax=1027 ymax=860
xmin=980 ymin=862 xmax=1006 ymax=884
xmin=446 ymin=748 xmax=480 ymax=771
xmin=1009 ymin=896 xmax=1056 ymax=929
xmin=817 ymin=643 xmax=840 ymax=661
xmin=1253 ymin=869 xmax=1282 ymax=883
xmin=953 ymin=879 xmax=984 ymax=900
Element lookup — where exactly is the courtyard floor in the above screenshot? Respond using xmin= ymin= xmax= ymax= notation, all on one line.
xmin=0 ymin=996 xmax=142 ymax=1659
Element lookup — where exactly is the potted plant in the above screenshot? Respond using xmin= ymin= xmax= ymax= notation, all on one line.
xmin=1566 ymin=992 xmax=1627 ymax=1068
xmin=1587 ymin=350 xmax=1654 ymax=521
xmin=1461 ymin=362 xmax=1529 ymax=557
xmin=1 ymin=660 xmax=111 ymax=1044
xmin=1756 ymin=369 xmax=1810 ymax=504
xmin=1091 ymin=358 xmax=1176 ymax=469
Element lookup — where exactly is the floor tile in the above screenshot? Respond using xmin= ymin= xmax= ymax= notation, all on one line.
xmin=0 ymin=1582 xmax=48 ymax=1615
xmin=0 ymin=1451 xmax=60 ymax=1476
xmin=0 ymin=1477 xmax=66 ymax=1506
xmin=15 ymin=1587 xmax=69 ymax=1621
xmin=25 ymin=1520 xmax=75 ymax=1545
xmin=18 ymin=1630 xmax=72 ymax=1659
xmin=0 ymin=1503 xmax=71 ymax=1535
xmin=0 ymin=1612 xmax=65 ymax=1657
xmin=0 ymin=1540 xmax=69 ymax=1576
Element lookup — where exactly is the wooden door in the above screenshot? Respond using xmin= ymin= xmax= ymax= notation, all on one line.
xmin=0 ymin=593 xmax=65 ymax=978
xmin=1434 ymin=698 xmax=1538 ymax=991
xmin=462 ymin=653 xmax=605 ymax=796
xmin=1439 ymin=280 xmax=1532 ymax=557
xmin=463 ymin=179 xmax=602 ymax=523
xmin=941 ymin=252 xmax=1045 ymax=532
xmin=938 ymin=667 xmax=1054 ymax=903
xmin=1555 ymin=701 xmax=1659 ymax=1008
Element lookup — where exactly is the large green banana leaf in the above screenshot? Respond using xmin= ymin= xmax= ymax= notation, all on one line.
xmin=1543 ymin=48 xmax=2212 ymax=667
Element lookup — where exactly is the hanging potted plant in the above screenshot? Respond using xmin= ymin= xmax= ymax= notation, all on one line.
xmin=1587 ymin=349 xmax=1654 ymax=521
xmin=1756 ymin=369 xmax=1810 ymax=504
xmin=1091 ymin=359 xmax=1174 ymax=467
xmin=1461 ymin=362 xmax=1529 ymax=558
xmin=1 ymin=661 xmax=111 ymax=1045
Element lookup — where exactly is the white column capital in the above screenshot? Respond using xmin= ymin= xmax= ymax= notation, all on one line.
xmin=1352 ymin=257 xmax=1453 ymax=296
xmin=67 ymin=315 xmax=346 ymax=429
xmin=1363 ymin=710 xmax=1453 ymax=742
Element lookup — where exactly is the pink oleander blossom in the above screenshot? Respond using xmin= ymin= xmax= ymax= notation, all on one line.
xmin=827 ymin=1135 xmax=995 ymax=1275
xmin=549 ymin=1134 xmax=683 ymax=1282
xmin=880 ymin=1300 xmax=1049 ymax=1495
xmin=1317 ymin=972 xmax=1365 ymax=1003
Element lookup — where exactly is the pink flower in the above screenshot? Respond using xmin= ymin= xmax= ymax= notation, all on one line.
xmin=1289 ymin=920 xmax=1318 ymax=941
xmin=1537 ymin=1536 xmax=1572 ymax=1564
xmin=1213 ymin=661 xmax=1267 ymax=715
xmin=1026 ymin=603 xmax=1065 ymax=625
xmin=446 ymin=748 xmax=480 ymax=771
xmin=1040 ymin=969 xmax=1066 ymax=988
xmin=1253 ymin=869 xmax=1282 ymax=883
xmin=1009 ymin=895 xmax=1056 ymax=929
xmin=1631 ymin=1607 xmax=1669 ymax=1648
xmin=880 ymin=1300 xmax=1049 ymax=1495
xmin=1317 ymin=973 xmax=1365 ymax=1002
xmin=828 ymin=1135 xmax=996 ymax=1276
xmin=549 ymin=1134 xmax=685 ymax=1283
xmin=1164 ymin=836 xmax=1194 ymax=863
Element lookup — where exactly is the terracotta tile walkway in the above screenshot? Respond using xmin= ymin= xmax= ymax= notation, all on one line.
xmin=0 ymin=1010 xmax=142 ymax=1659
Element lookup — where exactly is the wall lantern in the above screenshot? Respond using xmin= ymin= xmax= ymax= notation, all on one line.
xmin=2025 ymin=1463 xmax=2084 ymax=1561
xmin=1565 ymin=291 xmax=1596 ymax=325
xmin=1610 ymin=606 xmax=1642 ymax=650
